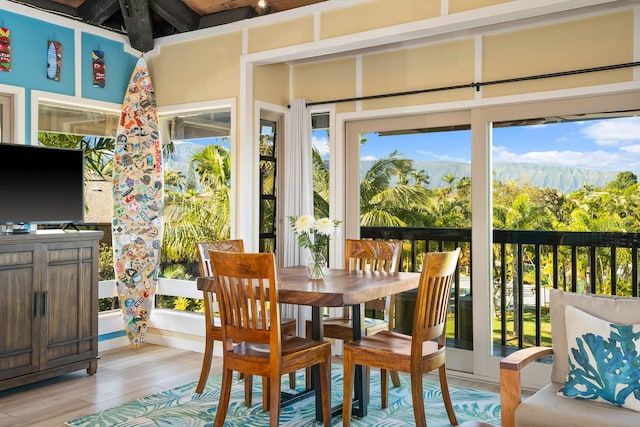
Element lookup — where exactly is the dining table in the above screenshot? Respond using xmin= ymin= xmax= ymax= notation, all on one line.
xmin=276 ymin=265 xmax=421 ymax=421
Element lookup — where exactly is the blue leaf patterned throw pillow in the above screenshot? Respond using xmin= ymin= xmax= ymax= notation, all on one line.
xmin=558 ymin=305 xmax=640 ymax=412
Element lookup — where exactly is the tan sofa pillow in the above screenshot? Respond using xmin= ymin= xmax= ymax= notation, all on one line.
xmin=549 ymin=289 xmax=640 ymax=383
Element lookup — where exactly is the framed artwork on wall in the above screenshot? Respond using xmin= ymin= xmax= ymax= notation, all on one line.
xmin=47 ymin=40 xmax=61 ymax=81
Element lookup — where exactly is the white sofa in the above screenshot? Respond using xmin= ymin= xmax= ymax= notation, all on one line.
xmin=500 ymin=289 xmax=640 ymax=427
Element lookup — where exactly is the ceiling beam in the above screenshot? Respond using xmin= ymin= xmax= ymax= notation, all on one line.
xmin=78 ymin=0 xmax=120 ymax=26
xmin=119 ymin=0 xmax=154 ymax=52
xmin=149 ymin=0 xmax=199 ymax=33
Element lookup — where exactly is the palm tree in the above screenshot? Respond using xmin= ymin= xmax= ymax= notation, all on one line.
xmin=359 ymin=150 xmax=432 ymax=227
xmin=312 ymin=149 xmax=331 ymax=218
xmin=191 ymin=143 xmax=231 ymax=193
xmin=163 ymin=167 xmax=186 ymax=192
xmin=162 ymin=144 xmax=231 ymax=266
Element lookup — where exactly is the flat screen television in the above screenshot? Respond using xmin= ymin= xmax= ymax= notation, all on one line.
xmin=0 ymin=143 xmax=84 ymax=228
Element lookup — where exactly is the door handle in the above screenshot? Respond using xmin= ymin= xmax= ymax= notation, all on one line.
xmin=35 ymin=292 xmax=41 ymax=319
xmin=42 ymin=291 xmax=48 ymax=317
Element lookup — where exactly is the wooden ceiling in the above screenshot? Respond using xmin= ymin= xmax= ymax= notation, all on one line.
xmin=9 ymin=0 xmax=326 ymax=52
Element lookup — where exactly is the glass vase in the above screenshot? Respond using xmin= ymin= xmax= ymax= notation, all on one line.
xmin=306 ymin=248 xmax=326 ymax=279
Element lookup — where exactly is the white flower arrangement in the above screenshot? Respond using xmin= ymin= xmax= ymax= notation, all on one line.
xmin=289 ymin=215 xmax=341 ymax=251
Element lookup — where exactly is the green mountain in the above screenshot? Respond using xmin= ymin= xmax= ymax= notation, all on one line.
xmin=361 ymin=160 xmax=620 ymax=194
xmin=171 ymin=142 xmax=621 ymax=195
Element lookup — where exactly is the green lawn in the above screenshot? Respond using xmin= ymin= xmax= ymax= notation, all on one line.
xmin=445 ymin=307 xmax=552 ymax=348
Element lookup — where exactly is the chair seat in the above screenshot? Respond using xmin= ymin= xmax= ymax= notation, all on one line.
xmin=306 ymin=317 xmax=388 ymax=342
xmin=235 ymin=336 xmax=329 ymax=361
xmin=515 ymin=382 xmax=640 ymax=427
xmin=346 ymin=330 xmax=442 ymax=363
xmin=210 ymin=316 xmax=297 ymax=341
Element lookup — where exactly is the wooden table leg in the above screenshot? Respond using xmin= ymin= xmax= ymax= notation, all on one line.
xmin=311 ymin=306 xmax=324 ymax=422
xmin=351 ymin=303 xmax=368 ymax=418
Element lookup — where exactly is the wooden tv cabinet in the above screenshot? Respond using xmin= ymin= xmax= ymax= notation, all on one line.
xmin=0 ymin=230 xmax=103 ymax=392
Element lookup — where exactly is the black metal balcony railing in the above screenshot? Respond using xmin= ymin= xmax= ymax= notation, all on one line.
xmin=361 ymin=226 xmax=640 ymax=352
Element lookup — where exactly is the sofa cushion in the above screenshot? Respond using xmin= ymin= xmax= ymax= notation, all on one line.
xmin=558 ymin=305 xmax=640 ymax=412
xmin=515 ymin=382 xmax=640 ymax=427
xmin=549 ymin=289 xmax=640 ymax=384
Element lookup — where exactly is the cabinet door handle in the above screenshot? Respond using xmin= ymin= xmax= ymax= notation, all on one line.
xmin=42 ymin=291 xmax=48 ymax=317
xmin=35 ymin=292 xmax=41 ymax=319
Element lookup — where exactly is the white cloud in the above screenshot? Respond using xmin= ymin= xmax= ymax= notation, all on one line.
xmin=361 ymin=155 xmax=378 ymax=161
xmin=432 ymin=153 xmax=469 ymax=162
xmin=312 ymin=134 xmax=330 ymax=157
xmin=581 ymin=117 xmax=640 ymax=147
xmin=620 ymin=144 xmax=640 ymax=154
xmin=492 ymin=145 xmax=640 ymax=171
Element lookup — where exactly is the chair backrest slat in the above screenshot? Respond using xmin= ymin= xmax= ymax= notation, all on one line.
xmin=411 ymin=248 xmax=460 ymax=350
xmin=209 ymin=251 xmax=280 ymax=348
xmin=196 ymin=239 xmax=245 ymax=276
xmin=195 ymin=240 xmax=245 ymax=325
xmin=345 ymin=239 xmax=402 ymax=273
xmin=345 ymin=239 xmax=403 ymax=316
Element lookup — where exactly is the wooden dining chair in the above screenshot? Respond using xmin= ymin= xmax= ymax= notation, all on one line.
xmin=342 ymin=248 xmax=461 ymax=427
xmin=305 ymin=239 xmax=403 ymax=390
xmin=194 ymin=240 xmax=297 ymax=406
xmin=209 ymin=251 xmax=332 ymax=427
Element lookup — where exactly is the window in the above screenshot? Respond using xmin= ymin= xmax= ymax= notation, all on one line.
xmin=0 ymin=94 xmax=14 ymax=143
xmin=259 ymin=117 xmax=277 ymax=253
xmin=160 ymin=108 xmax=232 ymax=272
xmin=311 ymin=112 xmax=331 ymax=219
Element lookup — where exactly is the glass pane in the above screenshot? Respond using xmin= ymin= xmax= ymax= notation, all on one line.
xmin=311 ymin=112 xmax=330 ymax=219
xmin=0 ymin=94 xmax=12 ymax=143
xmin=491 ymin=112 xmax=640 ymax=351
xmin=359 ymin=127 xmax=472 ymax=229
xmin=260 ymin=199 xmax=275 ymax=234
xmin=358 ymin=125 xmax=472 ymax=349
xmin=161 ymin=108 xmax=232 ymax=267
xmin=38 ymin=103 xmax=119 ymax=137
xmin=260 ymin=238 xmax=275 ymax=254
xmin=160 ymin=108 xmax=230 ymax=147
xmin=260 ymin=120 xmax=275 ymax=157
xmin=259 ymin=118 xmax=277 ymax=253
xmin=261 ymin=160 xmax=275 ymax=196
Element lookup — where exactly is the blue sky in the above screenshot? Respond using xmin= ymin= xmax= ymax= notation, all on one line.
xmin=312 ymin=116 xmax=640 ymax=173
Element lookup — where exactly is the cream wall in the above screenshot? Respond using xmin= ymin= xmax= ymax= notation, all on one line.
xmin=360 ymin=39 xmax=476 ymax=111
xmin=254 ymin=63 xmax=290 ymax=106
xmin=149 ymin=31 xmax=243 ymax=106
xmin=319 ymin=0 xmax=440 ymax=39
xmin=150 ymin=2 xmax=637 ymax=112
xmin=449 ymin=0 xmax=511 ymax=14
xmin=292 ymin=10 xmax=635 ymax=110
xmin=248 ymin=16 xmax=315 ymax=53
xmin=292 ymin=58 xmax=358 ymax=114
xmin=482 ymin=10 xmax=634 ymax=97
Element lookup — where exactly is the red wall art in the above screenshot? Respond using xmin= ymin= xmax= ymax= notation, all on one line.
xmin=92 ymin=50 xmax=105 ymax=88
xmin=0 ymin=28 xmax=10 ymax=72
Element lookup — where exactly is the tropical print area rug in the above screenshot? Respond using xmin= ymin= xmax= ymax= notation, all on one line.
xmin=66 ymin=365 xmax=501 ymax=426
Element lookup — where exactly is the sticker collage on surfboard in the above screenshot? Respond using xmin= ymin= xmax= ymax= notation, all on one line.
xmin=112 ymin=57 xmax=163 ymax=349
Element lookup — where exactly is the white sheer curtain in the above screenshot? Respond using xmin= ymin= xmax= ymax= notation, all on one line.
xmin=282 ymin=98 xmax=314 ymax=333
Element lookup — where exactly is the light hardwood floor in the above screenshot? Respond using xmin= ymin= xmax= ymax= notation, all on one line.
xmin=0 ymin=344 xmax=503 ymax=426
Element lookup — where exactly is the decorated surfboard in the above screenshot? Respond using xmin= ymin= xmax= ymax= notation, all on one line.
xmin=112 ymin=56 xmax=163 ymax=349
